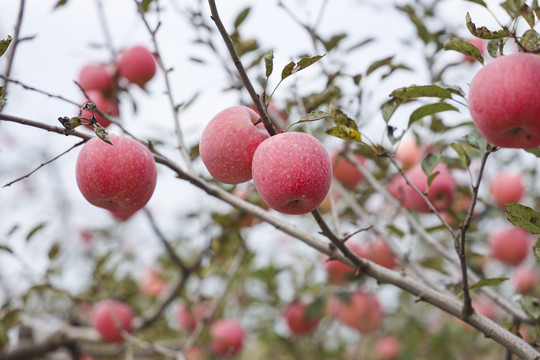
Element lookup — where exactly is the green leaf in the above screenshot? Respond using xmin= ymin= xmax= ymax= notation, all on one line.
xmin=366 ymin=56 xmax=394 ymax=76
xmin=263 ymin=50 xmax=273 ymax=78
xmin=281 ymin=61 xmax=296 ymax=80
xmin=139 ymin=0 xmax=155 ymax=12
xmin=408 ymin=102 xmax=458 ymax=127
xmin=352 ymin=74 xmax=362 ymax=85
xmin=53 ymin=0 xmax=68 ymax=9
xmin=533 ymin=0 xmax=540 ymax=18
xmin=234 ymin=7 xmax=251 ymax=29
xmin=286 ymin=110 xmax=331 ymax=131
xmin=323 ymin=33 xmax=347 ymax=52
xmin=347 ymin=38 xmax=374 ymax=52
xmin=305 ymin=297 xmax=325 ymax=320
xmin=466 ymin=12 xmax=509 ymax=39
xmin=450 ymin=142 xmax=471 ymax=169
xmin=421 ymin=152 xmax=441 ymax=178
xmin=464 ymin=129 xmax=488 ymax=150
xmin=0 ymin=35 xmax=12 ymax=58
xmin=520 ymin=29 xmax=540 ymax=51
xmin=27 ymin=223 xmax=46 ymax=241
xmin=469 ymin=277 xmax=508 ymax=290
xmin=487 ymin=38 xmax=507 ymax=58
xmin=505 ymin=204 xmax=540 ymax=234
xmin=525 ymin=148 xmax=540 ymax=157
xmin=390 ymin=85 xmax=453 ymax=100
xmin=398 ymin=5 xmax=432 ymax=44
xmin=533 ymin=238 xmax=540 ymax=259
xmin=443 ymin=38 xmax=484 ymax=64
xmin=330 ymin=107 xmax=358 ymax=130
xmin=501 ymin=0 xmax=535 ymax=28
xmin=95 ymin=126 xmax=113 ymax=145
xmin=0 ymin=245 xmax=13 ymax=254
xmin=296 ymin=55 xmax=324 ymax=72
xmin=464 ymin=0 xmax=487 ymax=7
xmin=381 ymin=98 xmax=405 ymax=123
xmin=48 ymin=243 xmax=60 ymax=260
xmin=325 ymin=125 xmax=362 ymax=142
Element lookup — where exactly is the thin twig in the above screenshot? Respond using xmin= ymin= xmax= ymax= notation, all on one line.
xmin=0 ymin=75 xmax=80 ymax=107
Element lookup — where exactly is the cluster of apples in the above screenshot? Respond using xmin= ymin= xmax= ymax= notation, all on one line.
xmin=200 ymin=106 xmax=332 ymax=215
xmin=77 ymin=45 xmax=156 ymax=128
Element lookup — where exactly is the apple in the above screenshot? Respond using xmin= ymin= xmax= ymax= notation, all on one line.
xmin=138 ymin=268 xmax=167 ymax=298
xmin=326 ymin=291 xmax=383 ymax=334
xmin=282 ymin=301 xmax=320 ymax=336
xmin=375 ymin=336 xmax=400 ymax=360
xmin=185 ymin=346 xmax=205 ymax=360
xmin=91 ymin=300 xmax=134 ymax=343
xmin=200 ymin=106 xmax=269 ymax=184
xmin=369 ymin=237 xmax=397 ymax=270
xmin=395 ymin=135 xmax=420 ymax=171
xmin=176 ymin=303 xmax=210 ymax=332
xmin=464 ymin=38 xmax=486 ymax=63
xmin=331 ymin=150 xmax=366 ymax=189
xmin=489 ymin=170 xmax=525 ymax=208
xmin=468 ymin=52 xmax=540 ymax=148
xmin=80 ymin=90 xmax=119 ymax=128
xmin=511 ymin=267 xmax=538 ymax=295
xmin=488 ymin=226 xmax=530 ymax=266
xmin=388 ymin=163 xmax=455 ymax=213
xmin=252 ymin=132 xmax=332 ymax=215
xmin=76 ymin=135 xmax=157 ymax=220
xmin=209 ymin=318 xmax=245 ymax=356
xmin=78 ymin=63 xmax=113 ymax=93
xmin=116 ymin=45 xmax=156 ymax=87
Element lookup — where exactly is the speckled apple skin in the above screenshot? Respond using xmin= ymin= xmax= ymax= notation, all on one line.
xmin=117 ymin=45 xmax=156 ymax=87
xmin=468 ymin=52 xmax=540 ymax=148
xmin=76 ymin=135 xmax=157 ymax=220
xmin=252 ymin=132 xmax=332 ymax=215
xmin=200 ymin=106 xmax=269 ymax=184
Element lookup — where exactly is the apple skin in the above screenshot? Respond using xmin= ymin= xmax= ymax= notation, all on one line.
xmin=464 ymin=38 xmax=486 ymax=63
xmin=78 ymin=63 xmax=113 ymax=93
xmin=388 ymin=163 xmax=455 ymax=213
xmin=324 ymin=242 xmax=369 ymax=284
xmin=200 ymin=106 xmax=269 ymax=184
xmin=117 ymin=45 xmax=156 ymax=87
xmin=331 ymin=151 xmax=366 ymax=189
xmin=511 ymin=267 xmax=538 ymax=295
xmin=489 ymin=170 xmax=525 ymax=208
xmin=468 ymin=52 xmax=540 ymax=148
xmin=369 ymin=237 xmax=397 ymax=270
xmin=252 ymin=132 xmax=332 ymax=215
xmin=282 ymin=301 xmax=320 ymax=336
xmin=81 ymin=90 xmax=119 ymax=128
xmin=175 ymin=303 xmax=209 ymax=332
xmin=326 ymin=291 xmax=383 ymax=334
xmin=209 ymin=318 xmax=245 ymax=356
xmin=395 ymin=135 xmax=420 ymax=171
xmin=76 ymin=135 xmax=157 ymax=220
xmin=375 ymin=336 xmax=400 ymax=360
xmin=138 ymin=268 xmax=167 ymax=298
xmin=488 ymin=226 xmax=530 ymax=266
xmin=91 ymin=300 xmax=134 ymax=343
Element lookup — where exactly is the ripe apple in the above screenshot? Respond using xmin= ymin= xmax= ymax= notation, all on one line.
xmin=488 ymin=226 xmax=530 ymax=266
xmin=489 ymin=170 xmax=525 ymax=208
xmin=76 ymin=135 xmax=157 ymax=220
xmin=252 ymin=132 xmax=332 ymax=215
xmin=395 ymin=135 xmax=420 ymax=171
xmin=369 ymin=237 xmax=397 ymax=270
xmin=78 ymin=63 xmax=113 ymax=93
xmin=388 ymin=163 xmax=455 ymax=213
xmin=185 ymin=346 xmax=205 ymax=360
xmin=375 ymin=336 xmax=400 ymax=360
xmin=331 ymin=150 xmax=366 ymax=189
xmin=116 ymin=45 xmax=156 ymax=87
xmin=91 ymin=300 xmax=134 ymax=343
xmin=175 ymin=303 xmax=210 ymax=332
xmin=464 ymin=38 xmax=486 ymax=63
xmin=209 ymin=318 xmax=245 ymax=356
xmin=200 ymin=106 xmax=269 ymax=184
xmin=468 ymin=52 xmax=540 ymax=148
xmin=511 ymin=267 xmax=538 ymax=295
xmin=326 ymin=291 xmax=383 ymax=334
xmin=282 ymin=301 xmax=320 ymax=336
xmin=138 ymin=268 xmax=167 ymax=298
xmin=81 ymin=90 xmax=119 ymax=128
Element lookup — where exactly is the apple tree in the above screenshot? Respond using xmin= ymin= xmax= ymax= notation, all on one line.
xmin=1 ymin=0 xmax=540 ymax=359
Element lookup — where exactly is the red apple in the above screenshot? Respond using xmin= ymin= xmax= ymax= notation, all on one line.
xmin=326 ymin=291 xmax=383 ymax=334
xmin=176 ymin=303 xmax=210 ymax=332
xmin=375 ymin=336 xmax=400 ymax=360
xmin=91 ymin=300 xmax=134 ymax=343
xmin=138 ymin=268 xmax=167 ymax=298
xmin=324 ymin=242 xmax=373 ymax=284
xmin=209 ymin=318 xmax=245 ymax=356
xmin=464 ymin=38 xmax=486 ymax=63
xmin=512 ymin=267 xmax=538 ymax=295
xmin=81 ymin=90 xmax=119 ymax=128
xmin=185 ymin=346 xmax=205 ymax=360
xmin=78 ymin=63 xmax=113 ymax=93
xmin=489 ymin=170 xmax=525 ymax=208
xmin=468 ymin=52 xmax=540 ymax=148
xmin=200 ymin=106 xmax=269 ymax=184
xmin=395 ymin=135 xmax=420 ymax=171
xmin=389 ymin=163 xmax=455 ymax=213
xmin=331 ymin=150 xmax=366 ymax=189
xmin=76 ymin=135 xmax=157 ymax=220
xmin=488 ymin=226 xmax=530 ymax=266
xmin=252 ymin=132 xmax=332 ymax=215
xmin=282 ymin=301 xmax=320 ymax=336
xmin=369 ymin=237 xmax=397 ymax=270
xmin=116 ymin=45 xmax=156 ymax=87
